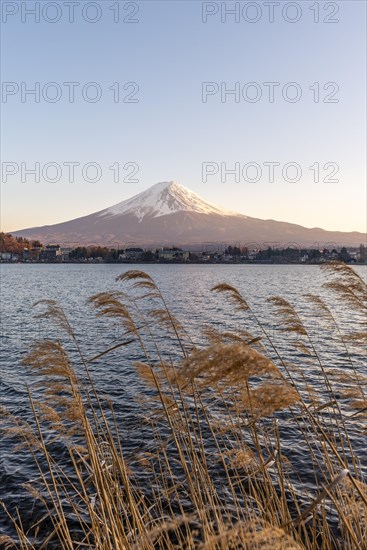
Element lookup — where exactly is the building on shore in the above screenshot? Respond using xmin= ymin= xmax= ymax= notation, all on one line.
xmin=40 ymin=245 xmax=62 ymax=261
xmin=158 ymin=247 xmax=189 ymax=261
xmin=119 ymin=247 xmax=144 ymax=261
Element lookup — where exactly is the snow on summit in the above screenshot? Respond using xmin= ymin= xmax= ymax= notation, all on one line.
xmin=100 ymin=181 xmax=241 ymax=222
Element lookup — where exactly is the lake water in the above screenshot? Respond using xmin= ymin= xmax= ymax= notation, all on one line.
xmin=1 ymin=264 xmax=366 ymax=542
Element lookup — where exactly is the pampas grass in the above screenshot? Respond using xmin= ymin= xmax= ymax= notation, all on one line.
xmin=1 ymin=262 xmax=366 ymax=549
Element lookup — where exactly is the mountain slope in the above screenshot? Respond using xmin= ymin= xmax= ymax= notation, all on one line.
xmin=11 ymin=181 xmax=365 ymax=248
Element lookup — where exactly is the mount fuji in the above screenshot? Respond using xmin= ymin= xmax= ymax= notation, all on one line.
xmin=11 ymin=181 xmax=365 ymax=248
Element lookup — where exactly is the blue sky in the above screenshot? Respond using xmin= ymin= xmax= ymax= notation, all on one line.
xmin=1 ymin=0 xmax=366 ymax=233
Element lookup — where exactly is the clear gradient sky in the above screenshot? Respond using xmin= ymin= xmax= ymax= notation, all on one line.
xmin=1 ymin=0 xmax=366 ymax=233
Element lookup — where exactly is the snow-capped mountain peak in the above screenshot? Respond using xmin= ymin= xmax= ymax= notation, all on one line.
xmin=11 ymin=180 xmax=364 ymax=247
xmin=100 ymin=181 xmax=241 ymax=222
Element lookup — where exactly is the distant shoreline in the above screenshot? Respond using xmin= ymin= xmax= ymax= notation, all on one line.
xmin=1 ymin=260 xmax=366 ymax=266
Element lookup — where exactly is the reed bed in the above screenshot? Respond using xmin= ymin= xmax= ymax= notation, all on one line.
xmin=1 ymin=262 xmax=366 ymax=549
